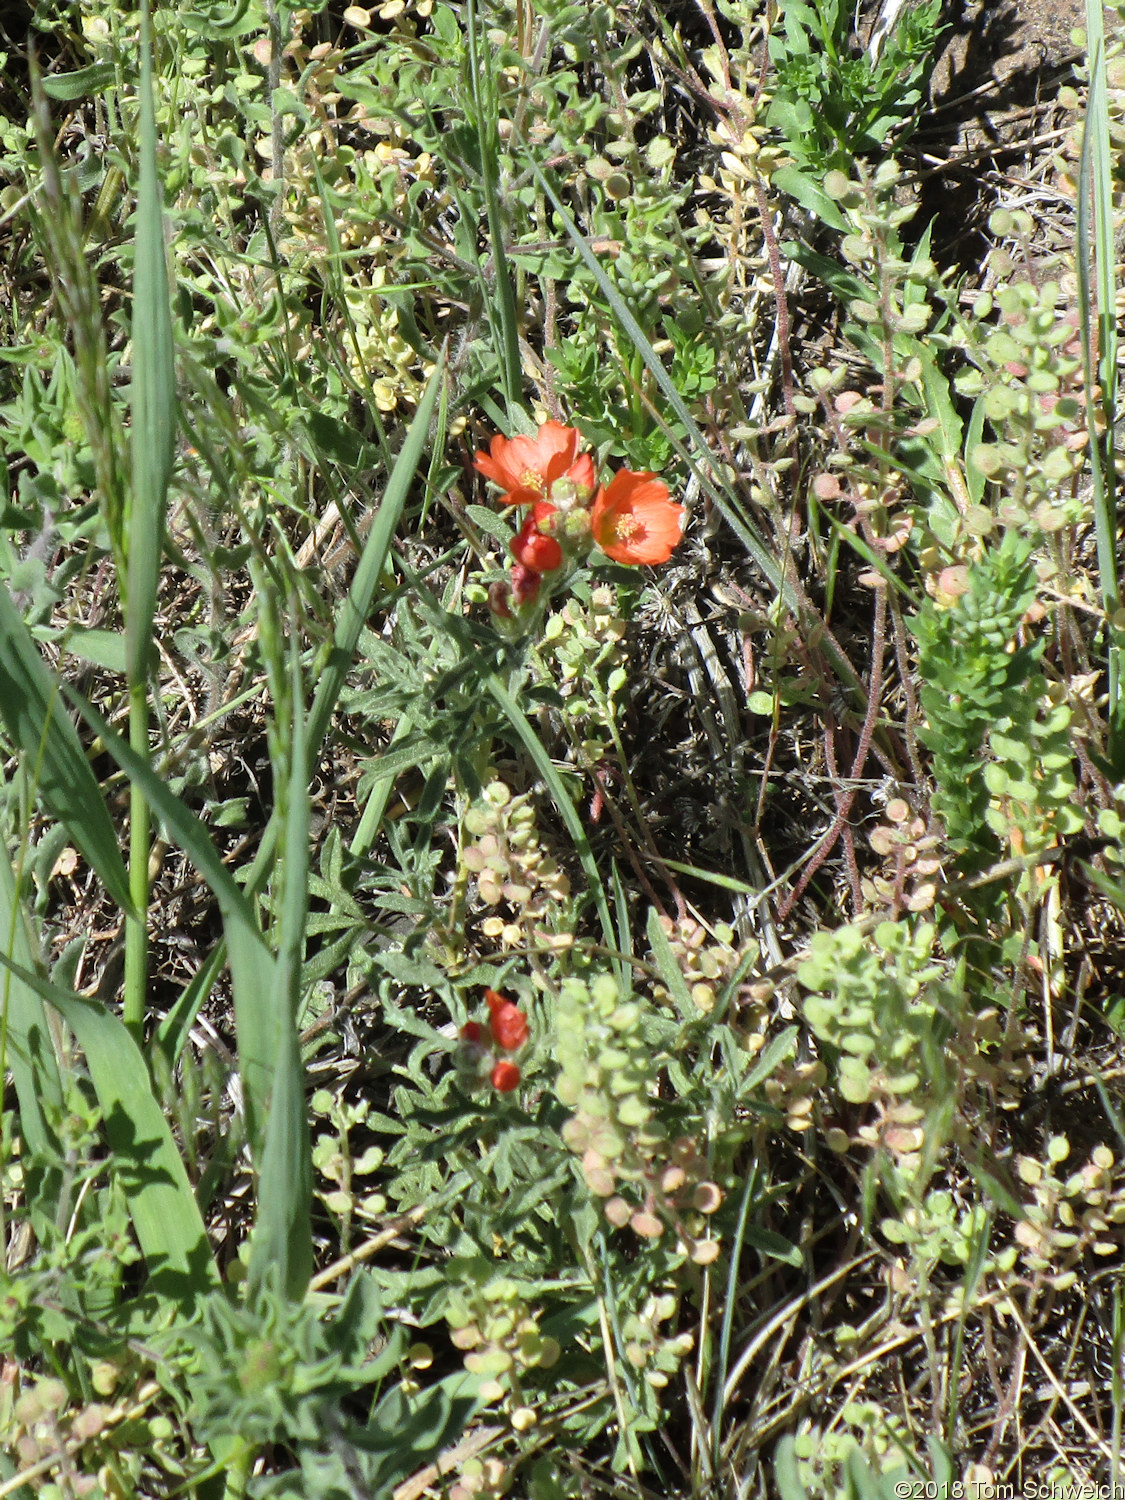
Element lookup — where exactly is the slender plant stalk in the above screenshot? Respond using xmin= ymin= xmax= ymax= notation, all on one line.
xmin=124 ymin=686 xmax=150 ymax=1037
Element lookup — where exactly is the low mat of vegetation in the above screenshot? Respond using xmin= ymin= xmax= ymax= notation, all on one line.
xmin=2 ymin=0 xmax=1125 ymax=1496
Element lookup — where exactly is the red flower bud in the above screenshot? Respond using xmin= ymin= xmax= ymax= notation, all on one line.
xmin=485 ymin=989 xmax=529 ymax=1051
xmin=490 ymin=1060 xmax=521 ymax=1092
xmin=460 ymin=1021 xmax=483 ymax=1043
xmin=511 ymin=513 xmax=563 ymax=574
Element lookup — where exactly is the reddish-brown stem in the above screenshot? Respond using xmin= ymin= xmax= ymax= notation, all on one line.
xmin=778 ymin=584 xmax=888 ymax=919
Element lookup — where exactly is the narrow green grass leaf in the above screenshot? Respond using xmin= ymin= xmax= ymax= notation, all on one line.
xmin=122 ymin=0 xmax=177 ymax=1036
xmin=610 ymin=859 xmax=631 ymax=991
xmin=0 ymin=834 xmax=63 ymax=1183
xmin=307 ymin=352 xmax=445 ymax=759
xmin=711 ymin=1167 xmax=758 ymax=1469
xmin=485 ymin=674 xmax=615 ymax=952
xmin=944 ymin=1211 xmax=991 ymax=1441
xmin=0 ymin=947 xmax=217 ymax=1308
xmin=250 ymin=630 xmax=313 ymax=1301
xmin=126 ymin=0 xmax=176 ymax=687
xmin=29 ymin=62 xmax=126 ymax=550
xmin=0 ymin=584 xmax=135 ymax=918
xmin=155 ymin=935 xmax=226 ymax=1067
xmin=657 ymin=857 xmax=769 ymax=896
xmin=741 ymin=1223 xmax=802 ymax=1267
xmin=645 ymin=905 xmax=693 ymax=1015
xmin=466 ymin=0 xmax=521 ymax=413
xmin=63 ymin=686 xmax=278 ymax=1151
xmin=349 ymin=716 xmax=416 ymax=861
xmin=964 ymin=1160 xmax=1022 ymax=1220
xmin=249 ymin=1009 xmax=313 ymax=1302
xmin=41 ymin=61 xmax=117 ymax=100
xmin=741 ymin=1025 xmax=799 ymax=1093
xmin=1079 ymin=3 xmax=1123 ymax=759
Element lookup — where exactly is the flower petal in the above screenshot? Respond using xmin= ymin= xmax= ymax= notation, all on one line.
xmin=591 ymin=470 xmax=684 ymax=565
xmin=512 ymin=512 xmax=563 ymax=573
xmin=474 ymin=422 xmax=591 ymax=507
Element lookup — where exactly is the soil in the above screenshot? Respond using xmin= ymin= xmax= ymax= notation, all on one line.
xmin=933 ymin=0 xmax=1084 ymax=97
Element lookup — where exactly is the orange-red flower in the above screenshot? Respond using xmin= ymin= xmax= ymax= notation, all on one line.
xmin=485 ymin=989 xmax=529 ymax=1051
xmin=590 ymin=470 xmax=684 ymax=565
xmin=511 ymin=510 xmax=563 ymax=574
xmin=474 ymin=421 xmax=595 ymax=508
xmin=490 ymin=1059 xmax=521 ymax=1092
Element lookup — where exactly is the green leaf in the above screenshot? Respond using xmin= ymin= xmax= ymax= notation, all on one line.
xmin=0 ymin=830 xmax=64 ymax=1187
xmin=62 ymin=685 xmax=278 ymax=1153
xmin=774 ymin=1436 xmax=810 ymax=1500
xmin=1079 ymin=6 xmax=1124 ymax=763
xmin=742 ymin=1223 xmax=803 ymax=1267
xmin=0 ymin=583 xmax=135 ymax=918
xmin=964 ymin=1159 xmax=1022 ymax=1219
xmin=61 ymin=627 xmax=128 ymax=673
xmin=742 ymin=1025 xmax=799 ymax=1092
xmin=249 ymin=630 xmax=313 ymax=1301
xmin=41 ymin=62 xmax=117 ymax=101
xmin=155 ymin=937 xmax=226 ymax=1068
xmin=659 ymin=857 xmax=770 ymax=896
xmin=305 ymin=410 xmax=377 ymax=469
xmin=645 ymin=905 xmax=694 ymax=1017
xmin=465 ymin=0 xmax=521 ymax=415
xmin=465 ymin=504 xmax=514 ymax=542
xmin=249 ymin=1009 xmax=313 ymax=1302
xmin=771 ymin=165 xmax=847 ymax=231
xmin=126 ymin=0 xmax=176 ymax=687
xmin=180 ymin=0 xmax=258 ymax=38
xmin=0 ymin=948 xmax=218 ymax=1308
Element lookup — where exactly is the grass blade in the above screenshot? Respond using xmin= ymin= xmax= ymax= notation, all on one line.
xmin=0 ymin=947 xmax=217 ymax=1309
xmin=123 ymin=0 xmax=177 ymax=1037
xmin=0 ymin=833 xmax=63 ymax=1202
xmin=63 ymin=685 xmax=279 ymax=1153
xmin=28 ymin=59 xmax=127 ymax=553
xmin=249 ymin=626 xmax=313 ymax=1301
xmin=466 ymin=0 xmax=522 ymax=414
xmin=0 ymin=584 xmax=135 ymax=918
xmin=486 ymin=673 xmax=615 ymax=951
xmin=154 ymin=937 xmax=227 ymax=1068
xmin=710 ymin=1166 xmax=758 ymax=1472
xmin=307 ymin=351 xmax=445 ymax=759
xmin=1079 ymin=1 xmax=1122 ymax=762
xmin=126 ymin=0 xmax=176 ymax=685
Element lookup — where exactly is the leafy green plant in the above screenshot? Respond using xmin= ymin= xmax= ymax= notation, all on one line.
xmin=766 ymin=0 xmax=943 ymax=192
xmin=554 ymin=972 xmax=724 ymax=1261
xmin=913 ymin=531 xmax=1083 ymax=911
